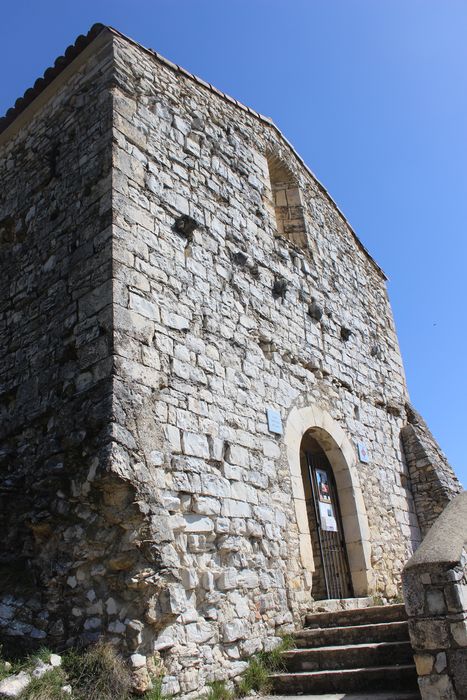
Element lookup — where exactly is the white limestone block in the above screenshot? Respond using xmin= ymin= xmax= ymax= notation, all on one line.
xmin=182 ymin=432 xmax=210 ymax=458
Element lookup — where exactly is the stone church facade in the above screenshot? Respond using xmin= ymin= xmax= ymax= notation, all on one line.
xmin=0 ymin=24 xmax=461 ymax=695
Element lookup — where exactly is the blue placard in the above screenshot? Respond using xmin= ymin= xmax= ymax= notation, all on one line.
xmin=266 ymin=408 xmax=283 ymax=435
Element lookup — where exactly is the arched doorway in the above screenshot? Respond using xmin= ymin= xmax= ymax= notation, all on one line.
xmin=300 ymin=432 xmax=353 ymax=600
xmin=285 ymin=404 xmax=374 ymax=598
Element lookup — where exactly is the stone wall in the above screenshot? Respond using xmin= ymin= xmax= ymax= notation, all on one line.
xmin=401 ymin=404 xmax=463 ymax=536
xmin=1 ymin=24 xmax=460 ymax=697
xmin=0 ymin=35 xmax=116 ymax=653
xmin=402 ymin=491 xmax=467 ymax=700
xmin=109 ymin=32 xmax=422 ymax=692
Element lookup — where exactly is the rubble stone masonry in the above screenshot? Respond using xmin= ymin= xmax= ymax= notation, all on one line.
xmin=0 ymin=26 xmax=462 ymax=696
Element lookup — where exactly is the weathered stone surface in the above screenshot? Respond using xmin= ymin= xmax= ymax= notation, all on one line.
xmin=0 ymin=22 xmax=461 ymax=700
xmin=401 ymin=407 xmax=462 ymax=537
xmin=402 ymin=494 xmax=467 ymax=700
xmin=186 ymin=621 xmax=214 ymax=644
xmin=418 ymin=673 xmax=457 ymax=700
xmin=450 ymin=619 xmax=467 ymax=646
xmin=426 ymin=589 xmax=446 ymax=615
xmin=0 ymin=671 xmax=31 ymax=697
xmin=414 ymin=653 xmax=434 ymax=676
xmin=222 ymin=620 xmax=249 ymax=643
xmin=130 ymin=653 xmax=147 ymax=669
xmin=181 ymin=432 xmax=210 ymax=459
xmin=450 ymin=649 xmax=467 ymax=696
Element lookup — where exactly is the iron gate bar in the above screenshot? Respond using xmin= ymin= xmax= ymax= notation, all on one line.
xmin=305 ymin=450 xmax=354 ymax=600
xmin=306 ymin=451 xmax=331 ymax=599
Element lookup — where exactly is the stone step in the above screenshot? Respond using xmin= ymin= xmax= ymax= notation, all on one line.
xmin=281 ymin=641 xmax=414 ymax=672
xmin=294 ymin=621 xmax=410 ymax=648
xmin=308 ymin=596 xmax=374 ymax=613
xmin=270 ymin=664 xmax=419 ymax=694
xmin=305 ymin=604 xmax=407 ymax=629
xmin=263 ymin=693 xmax=420 ymax=700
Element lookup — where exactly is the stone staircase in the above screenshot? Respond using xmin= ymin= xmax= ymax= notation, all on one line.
xmin=270 ymin=604 xmax=420 ymax=697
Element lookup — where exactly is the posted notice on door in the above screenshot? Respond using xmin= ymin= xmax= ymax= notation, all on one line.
xmin=316 ymin=468 xmax=338 ymax=531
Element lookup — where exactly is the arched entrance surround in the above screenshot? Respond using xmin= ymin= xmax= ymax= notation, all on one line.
xmin=285 ymin=405 xmax=374 ymax=597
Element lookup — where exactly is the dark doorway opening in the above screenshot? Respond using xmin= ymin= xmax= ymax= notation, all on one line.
xmin=300 ymin=433 xmax=353 ymax=600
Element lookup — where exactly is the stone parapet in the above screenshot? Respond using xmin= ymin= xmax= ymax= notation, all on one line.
xmin=402 ymin=491 xmax=467 ymax=699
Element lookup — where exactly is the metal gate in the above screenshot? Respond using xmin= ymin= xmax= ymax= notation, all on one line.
xmin=305 ymin=450 xmax=353 ymax=599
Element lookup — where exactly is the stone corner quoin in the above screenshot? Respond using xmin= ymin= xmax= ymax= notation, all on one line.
xmin=0 ymin=25 xmax=462 ymax=697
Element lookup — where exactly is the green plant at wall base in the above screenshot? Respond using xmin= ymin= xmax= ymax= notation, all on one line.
xmin=257 ymin=634 xmax=294 ymax=671
xmin=237 ymin=657 xmax=271 ymax=696
xmin=62 ymin=642 xmax=132 ymax=700
xmin=236 ymin=635 xmax=294 ymax=696
xmin=32 ymin=648 xmax=56 ymax=665
xmin=1 ymin=638 xmax=296 ymax=699
xmin=20 ymin=668 xmax=69 ymax=700
xmin=139 ymin=676 xmax=169 ymax=700
xmin=203 ymin=679 xmax=235 ymax=700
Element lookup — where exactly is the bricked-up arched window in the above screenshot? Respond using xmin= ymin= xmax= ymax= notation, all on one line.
xmin=265 ymin=154 xmax=307 ymax=247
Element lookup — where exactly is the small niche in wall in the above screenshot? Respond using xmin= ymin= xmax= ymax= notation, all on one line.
xmin=265 ymin=153 xmax=307 ymax=247
xmin=0 ymin=216 xmax=25 ymax=249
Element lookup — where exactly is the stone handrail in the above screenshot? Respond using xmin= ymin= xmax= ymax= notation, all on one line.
xmin=402 ymin=490 xmax=467 ymax=699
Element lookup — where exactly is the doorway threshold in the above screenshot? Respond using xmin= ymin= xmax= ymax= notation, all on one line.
xmin=309 ymin=597 xmax=373 ymax=613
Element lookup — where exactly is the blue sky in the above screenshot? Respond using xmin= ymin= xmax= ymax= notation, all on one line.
xmin=1 ymin=1 xmax=466 ymax=486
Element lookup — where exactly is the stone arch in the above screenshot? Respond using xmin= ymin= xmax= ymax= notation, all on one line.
xmin=285 ymin=404 xmax=374 ymax=597
xmin=264 ymin=151 xmax=308 ymax=247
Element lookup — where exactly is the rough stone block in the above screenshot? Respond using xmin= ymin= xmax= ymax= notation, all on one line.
xmin=450 ymin=619 xmax=467 ymax=646
xmin=161 ymin=310 xmax=190 ymax=331
xmin=222 ymin=619 xmax=248 ymax=643
xmin=262 ymin=439 xmax=281 ymax=459
xmin=434 ymin=651 xmax=447 ymax=673
xmin=409 ymin=618 xmax=449 ymax=650
xmin=161 ymin=677 xmax=180 ymax=696
xmin=418 ymin=673 xmax=456 ymax=700
xmin=193 ymin=495 xmax=221 ymax=516
xmin=182 ymin=432 xmax=210 ymax=458
xmin=445 ymin=582 xmax=467 ymax=613
xmin=209 ymin=437 xmax=224 ymax=461
xmin=183 ymin=514 xmax=214 ymax=533
xmin=130 ymin=654 xmax=146 ymax=669
xmin=221 ymin=499 xmax=251 ymax=518
xmin=128 ymin=292 xmax=160 ymax=322
xmin=186 ymin=621 xmax=214 ymax=644
xmin=164 ymin=424 xmax=182 ymax=453
xmin=414 ymin=653 xmax=434 ymax=676
xmin=225 ymin=444 xmax=249 ymax=467
xmin=200 ymin=473 xmax=230 ymax=498
xmin=217 ymin=568 xmax=237 ymax=591
xmin=426 ymin=588 xmax=446 ymax=615
xmin=181 ymin=568 xmax=199 ymax=590
xmin=187 ymin=535 xmax=207 ymax=553
xmin=0 ymin=671 xmax=31 ymax=697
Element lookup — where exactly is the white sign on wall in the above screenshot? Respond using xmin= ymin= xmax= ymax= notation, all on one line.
xmin=357 ymin=442 xmax=370 ymax=463
xmin=266 ymin=408 xmax=283 ymax=435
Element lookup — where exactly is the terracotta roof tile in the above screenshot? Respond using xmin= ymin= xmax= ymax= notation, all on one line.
xmin=0 ymin=23 xmax=106 ymax=134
